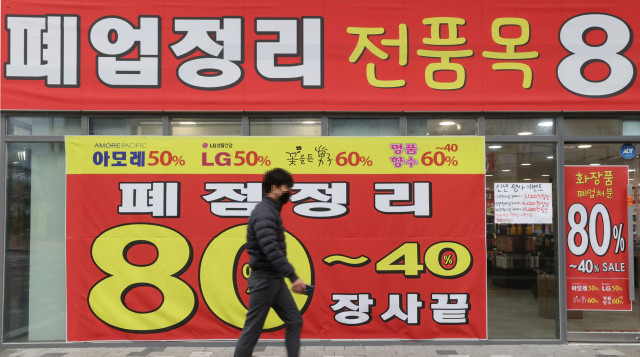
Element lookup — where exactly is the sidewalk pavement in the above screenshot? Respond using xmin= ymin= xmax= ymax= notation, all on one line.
xmin=1 ymin=342 xmax=639 ymax=357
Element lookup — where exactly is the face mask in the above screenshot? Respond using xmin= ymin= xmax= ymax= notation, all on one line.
xmin=279 ymin=191 xmax=291 ymax=204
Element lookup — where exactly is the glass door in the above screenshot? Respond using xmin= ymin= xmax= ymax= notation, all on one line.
xmin=485 ymin=142 xmax=558 ymax=339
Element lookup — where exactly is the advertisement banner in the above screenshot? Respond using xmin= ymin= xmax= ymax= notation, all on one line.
xmin=3 ymin=0 xmax=640 ymax=112
xmin=65 ymin=136 xmax=487 ymax=341
xmin=565 ymin=166 xmax=631 ymax=311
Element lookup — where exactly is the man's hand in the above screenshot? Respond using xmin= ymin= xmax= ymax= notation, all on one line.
xmin=291 ymin=278 xmax=306 ymax=294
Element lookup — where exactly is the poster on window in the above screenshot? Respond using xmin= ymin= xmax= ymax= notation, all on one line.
xmin=494 ymin=183 xmax=553 ymax=224
xmin=65 ymin=136 xmax=486 ymax=341
xmin=565 ymin=166 xmax=632 ymax=311
xmin=3 ymin=0 xmax=640 ymax=112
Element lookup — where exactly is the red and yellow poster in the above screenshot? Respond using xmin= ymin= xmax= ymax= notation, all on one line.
xmin=3 ymin=0 xmax=640 ymax=112
xmin=565 ymin=166 xmax=632 ymax=311
xmin=65 ymin=136 xmax=487 ymax=341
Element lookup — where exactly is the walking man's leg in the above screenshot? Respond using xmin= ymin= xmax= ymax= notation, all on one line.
xmin=234 ymin=276 xmax=277 ymax=357
xmin=272 ymin=280 xmax=303 ymax=357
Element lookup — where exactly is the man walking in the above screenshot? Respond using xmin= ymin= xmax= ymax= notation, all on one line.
xmin=234 ymin=168 xmax=306 ymax=357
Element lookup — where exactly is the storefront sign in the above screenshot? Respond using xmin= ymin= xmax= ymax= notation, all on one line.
xmin=494 ymin=183 xmax=553 ymax=224
xmin=3 ymin=0 xmax=640 ymax=112
xmin=565 ymin=166 xmax=632 ymax=311
xmin=65 ymin=136 xmax=487 ymax=341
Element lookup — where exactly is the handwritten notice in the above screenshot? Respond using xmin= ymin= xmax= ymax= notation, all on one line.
xmin=494 ymin=183 xmax=553 ymax=224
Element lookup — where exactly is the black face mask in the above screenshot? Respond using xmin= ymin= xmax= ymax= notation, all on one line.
xmin=279 ymin=191 xmax=291 ymax=204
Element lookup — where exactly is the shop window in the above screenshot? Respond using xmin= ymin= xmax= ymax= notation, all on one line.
xmin=564 ymin=142 xmax=640 ymax=335
xmin=485 ymin=142 xmax=558 ymax=339
xmin=171 ymin=118 xmax=242 ymax=136
xmin=329 ymin=118 xmax=399 ymax=136
xmin=4 ymin=143 xmax=66 ymax=342
xmin=407 ymin=118 xmax=477 ymax=136
xmin=7 ymin=116 xmax=81 ymax=135
xmin=485 ymin=118 xmax=555 ymax=136
xmin=565 ymin=116 xmax=640 ymax=136
xmin=250 ymin=118 xmax=321 ymax=136
xmin=89 ymin=117 xmax=162 ymax=135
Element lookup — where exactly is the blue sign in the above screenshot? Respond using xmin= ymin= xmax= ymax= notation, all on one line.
xmin=620 ymin=143 xmax=636 ymax=159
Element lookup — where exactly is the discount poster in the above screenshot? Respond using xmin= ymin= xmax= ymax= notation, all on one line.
xmin=565 ymin=166 xmax=632 ymax=311
xmin=66 ymin=136 xmax=487 ymax=341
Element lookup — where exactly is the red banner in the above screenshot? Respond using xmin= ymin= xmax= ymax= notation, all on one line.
xmin=565 ymin=166 xmax=631 ymax=311
xmin=2 ymin=0 xmax=640 ymax=111
xmin=65 ymin=136 xmax=487 ymax=341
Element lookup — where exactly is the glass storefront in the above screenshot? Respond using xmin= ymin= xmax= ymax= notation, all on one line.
xmin=89 ymin=117 xmax=163 ymax=135
xmin=2 ymin=114 xmax=640 ymax=343
xmin=4 ymin=143 xmax=66 ymax=342
xmin=7 ymin=116 xmax=81 ymax=136
xmin=407 ymin=118 xmax=477 ymax=136
xmin=171 ymin=118 xmax=242 ymax=136
xmin=251 ymin=118 xmax=321 ymax=136
xmin=564 ymin=143 xmax=640 ymax=340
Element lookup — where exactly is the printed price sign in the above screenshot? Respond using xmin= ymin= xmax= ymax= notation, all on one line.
xmin=565 ymin=166 xmax=632 ymax=311
xmin=66 ymin=136 xmax=487 ymax=341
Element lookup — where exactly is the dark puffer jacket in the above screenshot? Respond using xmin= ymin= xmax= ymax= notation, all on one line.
xmin=246 ymin=197 xmax=298 ymax=282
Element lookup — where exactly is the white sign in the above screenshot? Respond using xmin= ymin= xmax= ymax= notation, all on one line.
xmin=494 ymin=183 xmax=552 ymax=224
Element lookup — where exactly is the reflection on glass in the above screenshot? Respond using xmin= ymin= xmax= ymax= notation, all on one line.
xmin=486 ymin=118 xmax=555 ymax=136
xmin=171 ymin=118 xmax=242 ymax=136
xmin=90 ymin=118 xmax=162 ymax=135
xmin=407 ymin=118 xmax=477 ymax=136
xmin=565 ymin=117 xmax=640 ymax=136
xmin=8 ymin=116 xmax=81 ymax=135
xmin=329 ymin=118 xmax=398 ymax=136
xmin=485 ymin=142 xmax=558 ymax=339
xmin=250 ymin=118 xmax=321 ymax=136
xmin=4 ymin=143 xmax=66 ymax=342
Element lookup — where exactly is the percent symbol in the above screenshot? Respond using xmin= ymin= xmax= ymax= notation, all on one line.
xmin=443 ymin=255 xmax=453 ymax=265
xmin=359 ymin=155 xmax=373 ymax=166
xmin=172 ymin=155 xmax=186 ymax=166
xmin=444 ymin=155 xmax=458 ymax=166
xmin=257 ymin=155 xmax=271 ymax=166
xmin=612 ymin=223 xmax=626 ymax=253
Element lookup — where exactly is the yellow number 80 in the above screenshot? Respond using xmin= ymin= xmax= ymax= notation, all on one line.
xmin=88 ymin=223 xmax=313 ymax=333
xmin=88 ymin=224 xmax=197 ymax=333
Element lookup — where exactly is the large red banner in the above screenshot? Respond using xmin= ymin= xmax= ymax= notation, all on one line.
xmin=65 ymin=136 xmax=486 ymax=341
xmin=565 ymin=166 xmax=632 ymax=311
xmin=2 ymin=0 xmax=640 ymax=111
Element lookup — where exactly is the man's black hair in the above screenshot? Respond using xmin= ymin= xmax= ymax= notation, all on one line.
xmin=263 ymin=168 xmax=294 ymax=194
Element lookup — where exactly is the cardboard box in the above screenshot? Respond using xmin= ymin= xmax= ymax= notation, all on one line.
xmin=497 ymin=236 xmax=526 ymax=252
xmin=537 ymin=273 xmax=583 ymax=319
xmin=496 ymin=253 xmax=531 ymax=269
xmin=538 ymin=290 xmax=555 ymax=319
xmin=567 ymin=310 xmax=583 ymax=319
xmin=524 ymin=237 xmax=536 ymax=252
